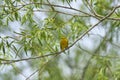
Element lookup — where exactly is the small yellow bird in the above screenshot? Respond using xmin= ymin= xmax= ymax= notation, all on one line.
xmin=60 ymin=37 xmax=68 ymax=51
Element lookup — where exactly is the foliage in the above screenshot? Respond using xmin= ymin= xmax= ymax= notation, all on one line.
xmin=0 ymin=0 xmax=120 ymax=80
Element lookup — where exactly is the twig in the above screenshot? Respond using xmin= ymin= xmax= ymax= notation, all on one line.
xmin=25 ymin=53 xmax=60 ymax=80
xmin=46 ymin=0 xmax=55 ymax=11
xmin=34 ymin=9 xmax=90 ymax=17
xmin=1 ymin=2 xmax=120 ymax=21
xmin=68 ymin=5 xmax=120 ymax=50
xmin=66 ymin=0 xmax=72 ymax=8
xmin=82 ymin=0 xmax=93 ymax=14
xmin=85 ymin=0 xmax=97 ymax=16
xmin=11 ymin=64 xmax=27 ymax=79
xmin=1 ymin=53 xmax=56 ymax=64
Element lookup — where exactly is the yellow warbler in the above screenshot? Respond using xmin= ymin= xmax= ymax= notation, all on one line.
xmin=60 ymin=37 xmax=68 ymax=51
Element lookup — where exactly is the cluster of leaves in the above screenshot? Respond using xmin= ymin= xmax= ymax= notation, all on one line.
xmin=0 ymin=0 xmax=120 ymax=80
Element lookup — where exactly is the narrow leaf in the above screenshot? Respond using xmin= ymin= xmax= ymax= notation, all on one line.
xmin=2 ymin=45 xmax=5 ymax=55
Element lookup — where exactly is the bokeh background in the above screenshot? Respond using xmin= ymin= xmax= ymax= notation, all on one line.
xmin=0 ymin=0 xmax=120 ymax=80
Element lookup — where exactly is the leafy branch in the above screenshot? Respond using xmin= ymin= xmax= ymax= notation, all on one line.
xmin=0 ymin=2 xmax=120 ymax=21
xmin=1 ymin=4 xmax=119 ymax=65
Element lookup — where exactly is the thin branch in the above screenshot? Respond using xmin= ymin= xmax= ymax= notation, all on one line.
xmin=4 ymin=2 xmax=95 ymax=18
xmin=1 ymin=52 xmax=56 ymax=64
xmin=11 ymin=64 xmax=27 ymax=78
xmin=84 ymin=0 xmax=120 ymax=21
xmin=1 ymin=2 xmax=120 ymax=21
xmin=46 ymin=0 xmax=55 ymax=11
xmin=29 ymin=2 xmax=95 ymax=17
xmin=85 ymin=0 xmax=97 ymax=16
xmin=68 ymin=5 xmax=120 ymax=51
xmin=16 ymin=3 xmax=120 ymax=21
xmin=25 ymin=53 xmax=60 ymax=80
xmin=33 ymin=9 xmax=91 ymax=17
xmin=82 ymin=0 xmax=93 ymax=14
xmin=66 ymin=0 xmax=72 ymax=8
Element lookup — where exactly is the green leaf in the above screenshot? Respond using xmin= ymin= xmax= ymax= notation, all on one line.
xmin=16 ymin=0 xmax=20 ymax=2
xmin=4 ymin=0 xmax=10 ymax=5
xmin=2 ymin=45 xmax=5 ymax=55
xmin=37 ymin=38 xmax=43 ymax=46
xmin=14 ymin=12 xmax=18 ymax=20
xmin=6 ymin=18 xmax=9 ymax=25
xmin=6 ymin=40 xmax=10 ymax=48
xmin=9 ymin=16 xmax=14 ymax=21
xmin=12 ymin=45 xmax=19 ymax=58
xmin=24 ymin=46 xmax=28 ymax=56
xmin=21 ymin=15 xmax=27 ymax=25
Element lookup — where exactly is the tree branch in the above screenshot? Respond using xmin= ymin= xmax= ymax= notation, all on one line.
xmin=1 ymin=2 xmax=120 ymax=21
